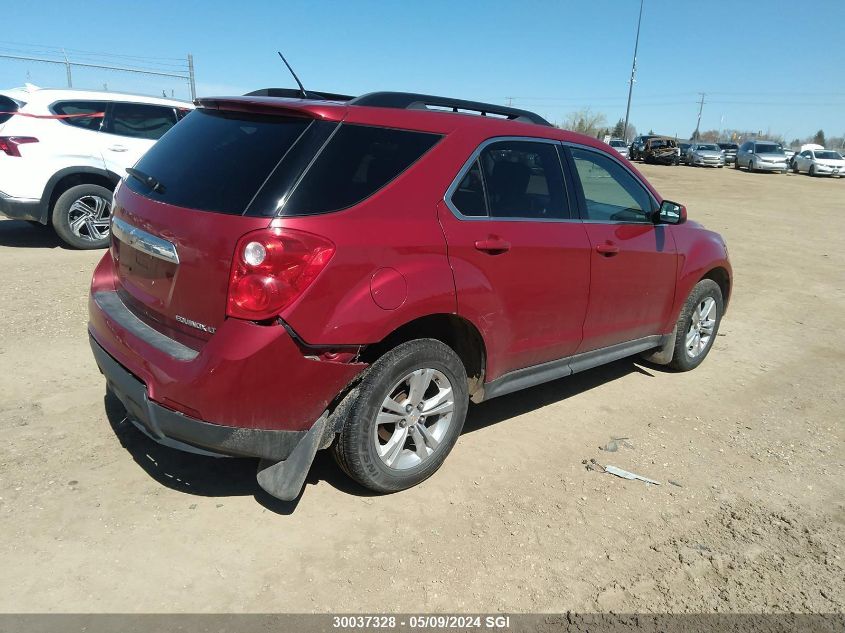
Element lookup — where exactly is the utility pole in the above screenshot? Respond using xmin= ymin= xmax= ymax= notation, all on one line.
xmin=623 ymin=0 xmax=644 ymax=143
xmin=505 ymin=96 xmax=514 ymax=107
xmin=188 ymin=54 xmax=196 ymax=100
xmin=693 ymin=92 xmax=705 ymax=141
xmin=62 ymin=48 xmax=72 ymax=88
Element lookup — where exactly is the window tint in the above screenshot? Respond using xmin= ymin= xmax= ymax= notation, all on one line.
xmin=569 ymin=147 xmax=653 ymax=223
xmin=282 ymin=124 xmax=441 ymax=215
xmin=108 ymin=103 xmax=178 ymax=140
xmin=0 ymin=96 xmax=20 ymax=125
xmin=52 ymin=101 xmax=107 ymax=130
xmin=125 ymin=109 xmax=311 ymax=215
xmin=479 ymin=140 xmax=568 ymax=219
xmin=450 ymin=159 xmax=487 ymax=216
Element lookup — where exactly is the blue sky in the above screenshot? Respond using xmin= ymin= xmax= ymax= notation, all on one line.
xmin=2 ymin=0 xmax=843 ymax=140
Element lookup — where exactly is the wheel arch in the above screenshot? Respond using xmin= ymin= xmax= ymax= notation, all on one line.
xmin=43 ymin=167 xmax=120 ymax=224
xmin=359 ymin=313 xmax=487 ymax=401
xmin=701 ymin=266 xmax=731 ymax=311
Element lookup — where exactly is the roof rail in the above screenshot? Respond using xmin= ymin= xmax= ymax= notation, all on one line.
xmin=244 ymin=88 xmax=355 ymax=101
xmin=350 ymin=92 xmax=551 ymax=126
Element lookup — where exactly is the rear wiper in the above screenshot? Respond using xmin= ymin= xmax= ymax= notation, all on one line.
xmin=126 ymin=168 xmax=166 ymax=194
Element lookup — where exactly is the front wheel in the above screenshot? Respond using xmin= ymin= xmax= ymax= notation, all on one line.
xmin=809 ymin=165 xmax=816 ymax=177
xmin=669 ymin=279 xmax=724 ymax=372
xmin=331 ymin=339 xmax=469 ymax=493
xmin=51 ymin=184 xmax=113 ymax=249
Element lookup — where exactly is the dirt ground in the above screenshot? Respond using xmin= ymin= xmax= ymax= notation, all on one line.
xmin=0 ymin=164 xmax=843 ymax=614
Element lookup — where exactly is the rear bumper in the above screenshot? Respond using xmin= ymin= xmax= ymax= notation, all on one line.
xmin=0 ymin=191 xmax=46 ymax=223
xmin=88 ymin=254 xmax=367 ymax=434
xmin=91 ymin=336 xmax=307 ymax=460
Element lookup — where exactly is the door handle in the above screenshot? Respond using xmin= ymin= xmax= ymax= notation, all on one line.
xmin=595 ymin=243 xmax=620 ymax=256
xmin=108 ymin=145 xmax=128 ymax=152
xmin=474 ymin=237 xmax=511 ymax=254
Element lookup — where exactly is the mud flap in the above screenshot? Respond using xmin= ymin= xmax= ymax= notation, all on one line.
xmin=256 ymin=413 xmax=327 ymax=501
xmin=641 ymin=331 xmax=676 ymax=365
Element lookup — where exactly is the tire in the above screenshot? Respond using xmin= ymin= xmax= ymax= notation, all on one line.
xmin=668 ymin=279 xmax=724 ymax=372
xmin=792 ymin=162 xmax=799 ymax=174
xmin=51 ymin=184 xmax=113 ymax=249
xmin=734 ymin=159 xmax=740 ymax=170
xmin=809 ymin=165 xmax=816 ymax=177
xmin=747 ymin=160 xmax=755 ymax=173
xmin=331 ymin=339 xmax=469 ymax=493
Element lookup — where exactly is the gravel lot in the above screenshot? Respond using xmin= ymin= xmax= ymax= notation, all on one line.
xmin=0 ymin=164 xmax=842 ymax=613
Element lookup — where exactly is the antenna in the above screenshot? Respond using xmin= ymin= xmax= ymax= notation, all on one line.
xmin=277 ymin=52 xmax=308 ymax=98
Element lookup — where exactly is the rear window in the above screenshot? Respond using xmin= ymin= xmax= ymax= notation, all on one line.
xmin=124 ymin=109 xmax=311 ymax=215
xmin=0 ymin=95 xmax=21 ymax=125
xmin=281 ymin=124 xmax=441 ymax=216
xmin=51 ymin=101 xmax=107 ymax=131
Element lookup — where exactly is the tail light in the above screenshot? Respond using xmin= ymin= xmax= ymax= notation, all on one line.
xmin=0 ymin=136 xmax=38 ymax=157
xmin=226 ymin=227 xmax=335 ymax=320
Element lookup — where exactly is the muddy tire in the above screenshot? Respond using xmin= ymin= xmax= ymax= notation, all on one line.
xmin=331 ymin=339 xmax=468 ymax=493
xmin=669 ymin=279 xmax=724 ymax=372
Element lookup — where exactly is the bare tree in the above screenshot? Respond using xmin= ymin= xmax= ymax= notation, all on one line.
xmin=562 ymin=108 xmax=607 ymax=136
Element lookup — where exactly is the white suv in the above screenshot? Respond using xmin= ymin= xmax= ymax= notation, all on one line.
xmin=0 ymin=86 xmax=191 ymax=248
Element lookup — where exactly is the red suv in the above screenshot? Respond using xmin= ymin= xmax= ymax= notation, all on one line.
xmin=88 ymin=91 xmax=731 ymax=501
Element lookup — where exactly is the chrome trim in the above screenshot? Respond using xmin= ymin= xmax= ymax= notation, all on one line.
xmin=111 ymin=216 xmax=179 ymax=264
xmin=443 ymin=135 xmax=579 ymax=223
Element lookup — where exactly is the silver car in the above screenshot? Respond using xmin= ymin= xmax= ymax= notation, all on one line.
xmin=687 ymin=142 xmax=725 ymax=168
xmin=608 ymin=138 xmax=629 ymax=159
xmin=736 ymin=140 xmax=788 ymax=173
xmin=792 ymin=148 xmax=845 ymax=178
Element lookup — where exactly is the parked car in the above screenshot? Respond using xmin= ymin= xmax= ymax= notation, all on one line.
xmin=0 ymin=85 xmax=190 ymax=248
xmin=643 ymin=136 xmax=680 ymax=165
xmin=791 ymin=148 xmax=845 ymax=177
xmin=782 ymin=148 xmax=796 ymax=165
xmin=687 ymin=142 xmax=725 ymax=168
xmin=629 ymin=134 xmax=660 ymax=161
xmin=608 ymin=138 xmax=629 ymax=159
xmin=735 ymin=140 xmax=788 ymax=173
xmin=678 ymin=142 xmax=692 ymax=164
xmin=717 ymin=142 xmax=738 ymax=164
xmin=88 ymin=90 xmax=732 ymax=501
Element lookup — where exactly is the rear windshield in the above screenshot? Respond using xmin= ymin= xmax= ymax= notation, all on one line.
xmin=124 ymin=109 xmax=311 ymax=215
xmin=719 ymin=143 xmax=738 ymax=150
xmin=281 ymin=124 xmax=441 ymax=216
xmin=0 ymin=95 xmax=21 ymax=125
xmin=609 ymin=140 xmax=626 ymax=147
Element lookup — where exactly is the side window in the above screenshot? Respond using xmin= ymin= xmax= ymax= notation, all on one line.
xmin=569 ymin=147 xmax=654 ymax=223
xmin=108 ymin=103 xmax=178 ymax=140
xmin=478 ymin=140 xmax=568 ymax=219
xmin=450 ymin=159 xmax=488 ymax=217
xmin=51 ymin=101 xmax=107 ymax=131
xmin=283 ymin=124 xmax=441 ymax=215
xmin=801 ymin=151 xmax=811 ymax=158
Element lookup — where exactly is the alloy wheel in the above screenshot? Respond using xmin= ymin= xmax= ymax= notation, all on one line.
xmin=684 ymin=297 xmax=717 ymax=358
xmin=68 ymin=195 xmax=111 ymax=242
xmin=374 ymin=368 xmax=455 ymax=470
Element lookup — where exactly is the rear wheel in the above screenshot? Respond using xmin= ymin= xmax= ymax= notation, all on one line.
xmin=51 ymin=184 xmax=112 ymax=249
xmin=669 ymin=279 xmax=723 ymax=372
xmin=331 ymin=339 xmax=469 ymax=493
xmin=793 ymin=162 xmax=799 ymax=174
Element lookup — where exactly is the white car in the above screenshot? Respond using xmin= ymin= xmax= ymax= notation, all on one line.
xmin=792 ymin=148 xmax=845 ymax=178
xmin=607 ymin=138 xmax=630 ymax=159
xmin=0 ymin=85 xmax=191 ymax=248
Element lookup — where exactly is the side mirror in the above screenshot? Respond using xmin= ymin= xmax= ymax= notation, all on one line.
xmin=657 ymin=200 xmax=686 ymax=225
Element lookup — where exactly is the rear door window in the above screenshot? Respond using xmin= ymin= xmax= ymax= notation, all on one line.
xmin=107 ymin=103 xmax=179 ymax=140
xmin=568 ymin=146 xmax=654 ymax=223
xmin=479 ymin=140 xmax=569 ymax=219
xmin=281 ymin=124 xmax=441 ymax=215
xmin=124 ymin=109 xmax=312 ymax=215
xmin=0 ymin=95 xmax=21 ymax=125
xmin=51 ymin=101 xmax=107 ymax=131
xmin=449 ymin=159 xmax=488 ymax=217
